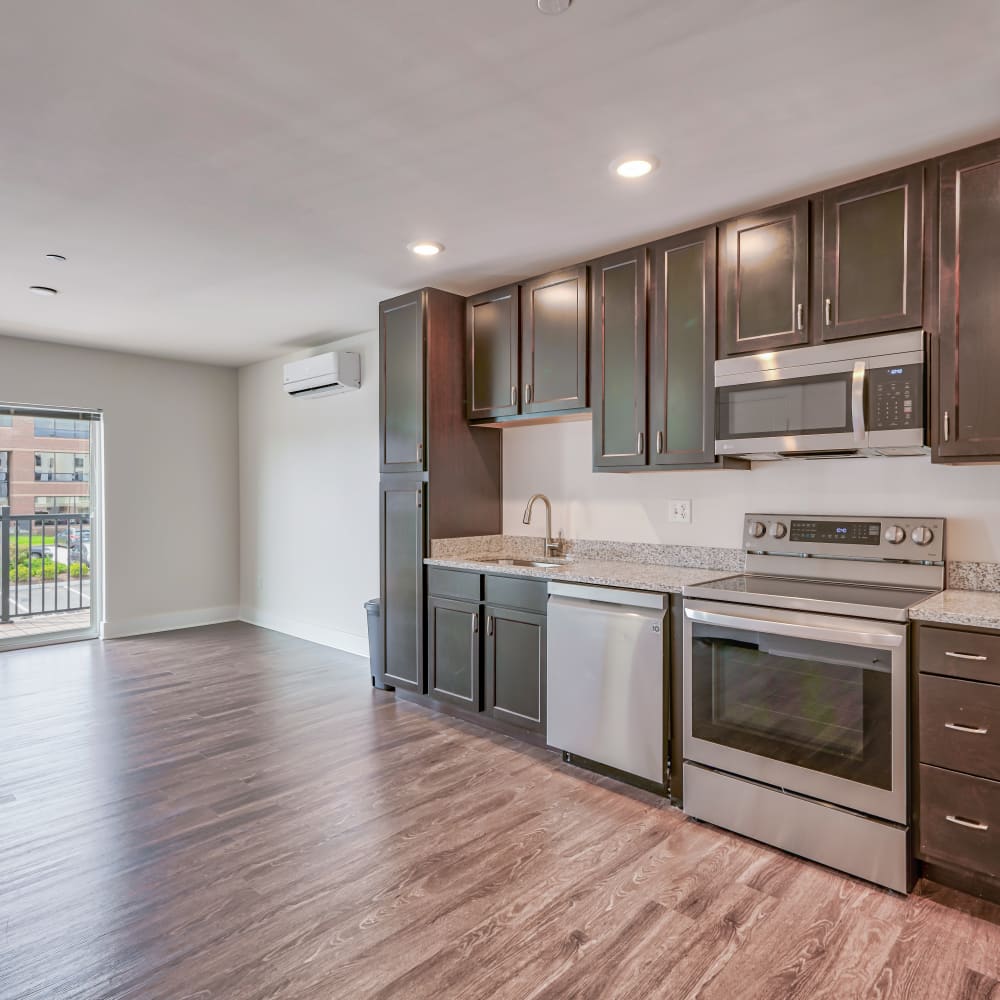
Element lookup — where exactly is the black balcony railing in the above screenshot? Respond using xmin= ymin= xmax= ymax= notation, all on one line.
xmin=1 ymin=508 xmax=92 ymax=623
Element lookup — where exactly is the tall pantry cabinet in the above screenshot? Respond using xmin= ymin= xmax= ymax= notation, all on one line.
xmin=379 ymin=288 xmax=502 ymax=692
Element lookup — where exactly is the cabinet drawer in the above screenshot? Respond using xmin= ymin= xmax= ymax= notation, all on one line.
xmin=427 ymin=567 xmax=482 ymax=601
xmin=919 ymin=764 xmax=1000 ymax=877
xmin=919 ymin=674 xmax=1000 ymax=781
xmin=918 ymin=626 xmax=1000 ymax=683
xmin=485 ymin=575 xmax=548 ymax=614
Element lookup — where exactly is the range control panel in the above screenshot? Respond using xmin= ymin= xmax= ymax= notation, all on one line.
xmin=868 ymin=363 xmax=923 ymax=431
xmin=745 ymin=513 xmax=945 ymax=563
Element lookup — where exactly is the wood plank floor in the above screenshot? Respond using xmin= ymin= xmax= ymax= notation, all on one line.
xmin=2 ymin=622 xmax=1000 ymax=1000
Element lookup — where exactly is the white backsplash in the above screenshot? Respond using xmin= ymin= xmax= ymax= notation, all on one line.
xmin=501 ymin=417 xmax=1000 ymax=565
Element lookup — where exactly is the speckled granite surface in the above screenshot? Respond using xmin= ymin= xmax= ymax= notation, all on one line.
xmin=947 ymin=561 xmax=1000 ymax=593
xmin=430 ymin=535 xmax=745 ymax=572
xmin=910 ymin=590 xmax=1000 ymax=630
xmin=425 ymin=553 xmax=727 ymax=594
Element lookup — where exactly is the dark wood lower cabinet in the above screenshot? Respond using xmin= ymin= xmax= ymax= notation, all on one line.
xmin=484 ymin=605 xmax=546 ymax=734
xmin=379 ymin=476 xmax=425 ymax=692
xmin=427 ymin=596 xmax=481 ymax=711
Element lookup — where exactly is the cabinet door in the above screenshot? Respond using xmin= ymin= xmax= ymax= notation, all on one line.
xmin=938 ymin=141 xmax=1000 ymax=460
xmin=485 ymin=606 xmax=545 ymax=734
xmin=427 ymin=596 xmax=481 ymax=711
xmin=521 ymin=266 xmax=588 ymax=414
xmin=649 ymin=227 xmax=717 ymax=467
xmin=591 ymin=248 xmax=648 ymax=468
xmin=380 ymin=477 xmax=425 ymax=692
xmin=467 ymin=286 xmax=519 ymax=420
xmin=380 ymin=292 xmax=425 ymax=473
xmin=720 ymin=200 xmax=810 ymax=356
xmin=820 ymin=166 xmax=924 ymax=341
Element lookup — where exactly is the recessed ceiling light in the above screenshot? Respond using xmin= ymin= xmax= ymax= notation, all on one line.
xmin=44 ymin=253 xmax=67 ymax=262
xmin=29 ymin=286 xmax=59 ymax=296
xmin=408 ymin=241 xmax=444 ymax=257
xmin=611 ymin=156 xmax=659 ymax=179
xmin=537 ymin=0 xmax=572 ymax=13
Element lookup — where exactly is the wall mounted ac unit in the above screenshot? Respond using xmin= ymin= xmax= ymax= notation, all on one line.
xmin=283 ymin=351 xmax=361 ymax=398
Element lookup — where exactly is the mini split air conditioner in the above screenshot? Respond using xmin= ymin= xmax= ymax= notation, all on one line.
xmin=283 ymin=351 xmax=361 ymax=398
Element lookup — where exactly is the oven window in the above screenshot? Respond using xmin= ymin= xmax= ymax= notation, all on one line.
xmin=717 ymin=373 xmax=853 ymax=440
xmin=690 ymin=624 xmax=892 ymax=789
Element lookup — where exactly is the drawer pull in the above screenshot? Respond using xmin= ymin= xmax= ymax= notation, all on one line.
xmin=945 ymin=651 xmax=989 ymax=662
xmin=944 ymin=722 xmax=989 ymax=735
xmin=945 ymin=814 xmax=990 ymax=832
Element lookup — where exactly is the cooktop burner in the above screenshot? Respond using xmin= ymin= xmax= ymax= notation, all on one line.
xmin=683 ymin=573 xmax=936 ymax=623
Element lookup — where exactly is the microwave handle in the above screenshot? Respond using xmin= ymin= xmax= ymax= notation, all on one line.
xmin=851 ymin=360 xmax=867 ymax=444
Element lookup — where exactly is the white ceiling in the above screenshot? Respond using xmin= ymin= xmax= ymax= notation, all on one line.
xmin=1 ymin=0 xmax=998 ymax=366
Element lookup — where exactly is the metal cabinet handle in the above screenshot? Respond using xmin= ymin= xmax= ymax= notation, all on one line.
xmin=945 ymin=722 xmax=989 ymax=735
xmin=511 ymin=385 xmax=518 ymax=407
xmin=945 ymin=650 xmax=988 ymax=662
xmin=637 ymin=431 xmax=644 ymax=455
xmin=796 ymin=303 xmax=804 ymax=331
xmin=943 ymin=410 xmax=950 ymax=443
xmin=656 ymin=430 xmax=664 ymax=455
xmin=946 ymin=814 xmax=990 ymax=832
xmin=472 ymin=612 xmax=479 ymax=634
xmin=487 ymin=615 xmax=494 ymax=636
xmin=524 ymin=383 xmax=532 ymax=405
xmin=825 ymin=298 xmax=832 ymax=325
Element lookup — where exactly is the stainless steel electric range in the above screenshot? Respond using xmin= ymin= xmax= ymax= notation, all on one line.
xmin=681 ymin=513 xmax=946 ymax=893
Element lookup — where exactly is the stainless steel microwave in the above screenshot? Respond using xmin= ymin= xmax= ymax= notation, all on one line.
xmin=714 ymin=330 xmax=927 ymax=461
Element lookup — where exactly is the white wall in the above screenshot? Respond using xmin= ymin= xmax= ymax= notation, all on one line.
xmin=238 ymin=332 xmax=379 ymax=656
xmin=0 ymin=333 xmax=240 ymax=636
xmin=503 ymin=418 xmax=1000 ymax=563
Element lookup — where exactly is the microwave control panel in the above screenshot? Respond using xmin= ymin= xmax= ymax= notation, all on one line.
xmin=867 ymin=363 xmax=923 ymax=431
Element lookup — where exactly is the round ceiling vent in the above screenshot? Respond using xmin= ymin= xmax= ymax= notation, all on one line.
xmin=537 ymin=0 xmax=572 ymax=13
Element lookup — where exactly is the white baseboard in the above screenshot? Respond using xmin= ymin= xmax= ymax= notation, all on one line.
xmin=103 ymin=605 xmax=240 ymax=640
xmin=239 ymin=606 xmax=370 ymax=658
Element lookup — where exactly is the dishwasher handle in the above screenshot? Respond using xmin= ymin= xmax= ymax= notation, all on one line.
xmin=547 ymin=581 xmax=668 ymax=611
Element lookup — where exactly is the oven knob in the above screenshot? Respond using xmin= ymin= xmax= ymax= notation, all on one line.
xmin=747 ymin=520 xmax=766 ymax=539
xmin=911 ymin=525 xmax=935 ymax=546
xmin=884 ymin=525 xmax=906 ymax=544
xmin=769 ymin=522 xmax=788 ymax=539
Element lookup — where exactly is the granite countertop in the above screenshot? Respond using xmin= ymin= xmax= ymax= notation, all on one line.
xmin=909 ymin=590 xmax=1000 ymax=631
xmin=424 ymin=555 xmax=728 ymax=594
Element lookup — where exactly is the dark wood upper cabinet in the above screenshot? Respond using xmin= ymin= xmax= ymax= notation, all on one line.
xmin=520 ymin=266 xmax=588 ymax=415
xmin=380 ymin=291 xmax=425 ymax=473
xmin=649 ymin=227 xmax=718 ymax=467
xmin=591 ymin=247 xmax=648 ymax=468
xmin=820 ymin=166 xmax=924 ymax=341
xmin=380 ymin=476 xmax=425 ymax=693
xmin=466 ymin=286 xmax=519 ymax=421
xmin=937 ymin=139 xmax=1000 ymax=462
xmin=720 ymin=199 xmax=811 ymax=357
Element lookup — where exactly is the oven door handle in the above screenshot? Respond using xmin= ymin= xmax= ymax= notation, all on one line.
xmin=684 ymin=604 xmax=904 ymax=650
xmin=851 ymin=360 xmax=867 ymax=445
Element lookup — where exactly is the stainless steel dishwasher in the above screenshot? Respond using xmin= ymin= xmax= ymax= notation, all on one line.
xmin=547 ymin=582 xmax=669 ymax=787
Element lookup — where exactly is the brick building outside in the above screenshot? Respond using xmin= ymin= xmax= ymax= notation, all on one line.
xmin=0 ymin=414 xmax=91 ymax=520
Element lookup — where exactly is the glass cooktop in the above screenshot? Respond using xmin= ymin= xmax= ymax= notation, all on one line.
xmin=683 ymin=573 xmax=936 ymax=622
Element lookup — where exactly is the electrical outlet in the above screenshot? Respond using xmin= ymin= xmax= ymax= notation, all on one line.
xmin=669 ymin=499 xmax=692 ymax=524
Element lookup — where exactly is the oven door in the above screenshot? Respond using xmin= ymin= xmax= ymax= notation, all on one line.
xmin=683 ymin=599 xmax=907 ymax=824
xmin=715 ymin=358 xmax=866 ymax=457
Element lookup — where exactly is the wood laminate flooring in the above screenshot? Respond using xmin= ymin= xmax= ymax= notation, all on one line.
xmin=2 ymin=622 xmax=1000 ymax=1000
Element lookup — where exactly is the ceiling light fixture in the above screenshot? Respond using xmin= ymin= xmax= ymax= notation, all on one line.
xmin=44 ymin=253 xmax=67 ymax=262
xmin=408 ymin=241 xmax=444 ymax=257
xmin=29 ymin=285 xmax=59 ymax=296
xmin=611 ymin=156 xmax=659 ymax=179
xmin=537 ymin=0 xmax=572 ymax=13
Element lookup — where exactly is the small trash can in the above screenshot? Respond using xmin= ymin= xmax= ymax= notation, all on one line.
xmin=364 ymin=598 xmax=393 ymax=690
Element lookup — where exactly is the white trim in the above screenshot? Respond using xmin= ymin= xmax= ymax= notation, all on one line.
xmin=239 ymin=606 xmax=370 ymax=657
xmin=102 ymin=605 xmax=239 ymax=639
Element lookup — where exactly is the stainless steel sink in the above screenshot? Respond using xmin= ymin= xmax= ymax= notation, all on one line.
xmin=474 ymin=557 xmax=571 ymax=569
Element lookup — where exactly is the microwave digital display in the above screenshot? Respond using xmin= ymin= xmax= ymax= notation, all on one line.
xmin=790 ymin=520 xmax=882 ymax=545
